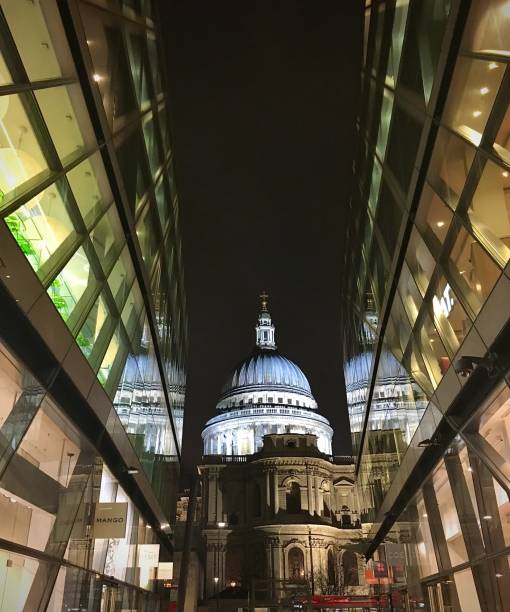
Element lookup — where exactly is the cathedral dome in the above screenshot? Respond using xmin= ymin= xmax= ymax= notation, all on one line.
xmin=220 ymin=350 xmax=313 ymax=401
xmin=202 ymin=293 xmax=332 ymax=456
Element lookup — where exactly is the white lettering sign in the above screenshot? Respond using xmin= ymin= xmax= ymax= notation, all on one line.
xmin=439 ymin=284 xmax=454 ymax=317
xmin=137 ymin=544 xmax=160 ymax=568
xmin=157 ymin=561 xmax=174 ymax=580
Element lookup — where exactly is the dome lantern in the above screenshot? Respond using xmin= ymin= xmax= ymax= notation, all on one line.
xmin=255 ymin=290 xmax=276 ymax=350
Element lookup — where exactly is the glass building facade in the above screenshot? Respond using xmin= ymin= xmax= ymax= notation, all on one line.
xmin=0 ymin=0 xmax=187 ymax=609
xmin=343 ymin=0 xmax=510 ymax=610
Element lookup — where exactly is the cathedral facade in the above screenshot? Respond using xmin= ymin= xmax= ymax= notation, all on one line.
xmin=198 ymin=296 xmax=365 ymax=604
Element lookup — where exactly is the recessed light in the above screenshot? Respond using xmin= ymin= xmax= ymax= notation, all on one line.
xmin=467 ymin=466 xmax=473 ymax=472
xmin=10 ymin=498 xmax=16 ymax=504
xmin=476 ymin=283 xmax=482 ymax=291
xmin=92 ymin=73 xmax=103 ymax=82
xmin=488 ymin=62 xmax=499 ymax=70
xmin=496 ymin=573 xmax=503 ymax=578
xmin=472 ymin=110 xmax=482 ymax=118
xmin=5 ymin=274 xmax=11 ymax=279
xmin=422 ymin=513 xmax=428 ymax=519
xmin=436 ymin=221 xmax=445 ymax=228
xmin=459 ymin=270 xmax=465 ymax=275
xmin=483 ymin=515 xmax=492 ymax=520
xmin=502 ymin=171 xmax=509 ymax=178
xmin=480 ymin=87 xmax=490 ymax=95
xmin=126 ymin=467 xmax=139 ymax=475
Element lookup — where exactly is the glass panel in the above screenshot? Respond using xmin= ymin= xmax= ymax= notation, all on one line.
xmin=80 ymin=5 xmax=137 ymax=128
xmin=98 ymin=323 xmax=128 ymax=389
xmin=115 ymin=127 xmax=150 ymax=213
xmin=35 ymin=85 xmax=96 ymax=162
xmin=406 ymin=228 xmax=436 ymax=297
xmin=2 ymin=0 xmax=75 ymax=80
xmin=4 ymin=180 xmax=78 ymax=275
xmin=447 ymin=221 xmax=501 ymax=316
xmin=415 ymin=184 xmax=454 ymax=254
xmin=442 ymin=57 xmax=504 ymax=146
xmin=427 ymin=127 xmax=476 ymax=211
xmin=398 ymin=262 xmax=422 ymax=327
xmin=89 ymin=205 xmax=125 ymax=275
xmin=385 ymin=0 xmax=409 ymax=88
xmin=462 ymin=0 xmax=510 ymax=56
xmin=142 ymin=112 xmax=160 ymax=177
xmin=136 ymin=205 xmax=158 ymax=273
xmin=0 ymin=94 xmax=48 ymax=204
xmin=121 ymin=282 xmax=144 ymax=343
xmin=432 ymin=459 xmax=469 ymax=566
xmin=494 ymin=103 xmax=510 ymax=165
xmin=147 ymin=34 xmax=163 ymax=96
xmin=368 ymin=155 xmax=382 ymax=215
xmin=0 ymin=397 xmax=93 ymax=555
xmin=126 ymin=32 xmax=151 ymax=109
xmin=417 ymin=313 xmax=449 ymax=387
xmin=454 ymin=568 xmax=481 ymax=612
xmin=48 ymin=246 xmax=97 ymax=322
xmin=431 ymin=274 xmax=471 ymax=357
xmin=376 ymin=88 xmax=394 ymax=161
xmin=66 ymin=152 xmax=113 ymax=228
xmin=77 ymin=291 xmax=113 ymax=363
xmin=0 ymin=551 xmax=40 ymax=610
xmin=107 ymin=245 xmax=135 ymax=311
xmin=466 ymin=157 xmax=510 ymax=267
xmin=398 ymin=0 xmax=450 ymax=107
xmin=415 ymin=492 xmax=438 ymax=576
xmin=154 ymin=175 xmax=170 ymax=231
xmin=386 ymin=102 xmax=423 ymax=195
xmin=375 ymin=179 xmax=403 ymax=260
xmin=0 ymin=49 xmax=12 ymax=85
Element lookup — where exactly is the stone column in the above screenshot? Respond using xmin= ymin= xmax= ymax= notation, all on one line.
xmin=216 ymin=473 xmax=223 ymax=523
xmin=265 ymin=469 xmax=271 ymax=517
xmin=273 ymin=469 xmax=279 ymax=514
xmin=314 ymin=475 xmax=321 ymax=517
xmin=207 ymin=473 xmax=216 ymax=524
xmin=307 ymin=470 xmax=314 ymax=515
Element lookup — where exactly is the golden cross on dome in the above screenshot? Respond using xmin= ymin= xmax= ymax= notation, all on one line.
xmin=260 ymin=290 xmax=269 ymax=312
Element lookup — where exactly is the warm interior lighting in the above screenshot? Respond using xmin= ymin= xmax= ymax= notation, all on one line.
xmin=214 ymin=577 xmax=219 ymax=583
xmin=472 ymin=110 xmax=482 ymax=118
xmin=480 ymin=87 xmax=490 ymax=95
xmin=92 ymin=73 xmax=103 ymax=82
xmin=436 ymin=221 xmax=445 ymax=227
xmin=217 ymin=521 xmax=226 ymax=528
xmin=422 ymin=513 xmax=428 ymax=519
xmin=496 ymin=573 xmax=503 ymax=578
xmin=475 ymin=283 xmax=482 ymax=291
xmin=467 ymin=466 xmax=473 ymax=472
xmin=488 ymin=62 xmax=499 ymax=70
xmin=482 ymin=515 xmax=493 ymax=520
xmin=502 ymin=171 xmax=509 ymax=178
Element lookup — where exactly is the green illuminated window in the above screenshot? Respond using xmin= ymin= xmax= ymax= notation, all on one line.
xmin=67 ymin=153 xmax=112 ymax=228
xmin=5 ymin=180 xmax=78 ymax=275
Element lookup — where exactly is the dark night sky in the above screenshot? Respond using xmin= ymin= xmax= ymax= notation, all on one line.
xmin=161 ymin=1 xmax=363 ymax=477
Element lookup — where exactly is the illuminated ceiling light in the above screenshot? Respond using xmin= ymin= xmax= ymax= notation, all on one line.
xmin=496 ymin=573 xmax=503 ymax=578
xmin=467 ymin=466 xmax=473 ymax=472
xmin=483 ymin=515 xmax=493 ymax=520
xmin=92 ymin=73 xmax=103 ymax=83
xmin=213 ymin=577 xmax=219 ymax=584
xmin=480 ymin=86 xmax=490 ymax=95
xmin=459 ymin=270 xmax=465 ymax=275
xmin=422 ymin=513 xmax=428 ymax=519
xmin=161 ymin=523 xmax=170 ymax=529
xmin=436 ymin=221 xmax=445 ymax=227
xmin=476 ymin=283 xmax=482 ymax=291
xmin=502 ymin=171 xmax=509 ymax=178
xmin=472 ymin=110 xmax=482 ymax=118
xmin=126 ymin=466 xmax=139 ymax=475
xmin=5 ymin=274 xmax=11 ymax=279
xmin=488 ymin=62 xmax=499 ymax=70
xmin=9 ymin=498 xmax=16 ymax=504
xmin=217 ymin=521 xmax=226 ymax=528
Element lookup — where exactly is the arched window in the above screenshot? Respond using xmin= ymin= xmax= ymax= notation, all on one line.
xmin=253 ymin=482 xmax=262 ymax=518
xmin=327 ymin=548 xmax=336 ymax=587
xmin=286 ymin=481 xmax=301 ymax=513
xmin=342 ymin=550 xmax=359 ymax=586
xmin=288 ymin=547 xmax=305 ymax=580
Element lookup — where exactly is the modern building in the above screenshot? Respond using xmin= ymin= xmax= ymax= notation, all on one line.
xmin=343 ymin=0 xmax=510 ymax=610
xmin=0 ymin=1 xmax=187 ymax=610
xmin=197 ymin=298 xmax=365 ymax=608
xmin=202 ymin=293 xmax=333 ymax=456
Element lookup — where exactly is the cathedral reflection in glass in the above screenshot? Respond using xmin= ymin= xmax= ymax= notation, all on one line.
xmin=343 ymin=0 xmax=510 ymax=610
